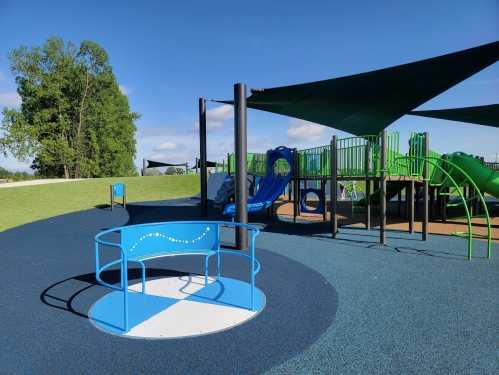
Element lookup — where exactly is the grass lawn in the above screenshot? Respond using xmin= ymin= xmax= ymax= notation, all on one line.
xmin=0 ymin=175 xmax=199 ymax=232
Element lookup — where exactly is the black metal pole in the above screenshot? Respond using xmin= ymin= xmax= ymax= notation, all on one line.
xmin=409 ymin=180 xmax=415 ymax=233
xmin=429 ymin=186 xmax=435 ymax=221
xmin=322 ymin=179 xmax=327 ymax=222
xmin=142 ymin=158 xmax=147 ymax=176
xmin=330 ymin=136 xmax=338 ymax=238
xmin=422 ymin=132 xmax=429 ymax=241
xmin=364 ymin=141 xmax=371 ymax=230
xmin=199 ymin=98 xmax=208 ymax=217
xmin=293 ymin=149 xmax=299 ymax=223
xmin=234 ymin=83 xmax=248 ymax=249
xmin=380 ymin=130 xmax=387 ymax=245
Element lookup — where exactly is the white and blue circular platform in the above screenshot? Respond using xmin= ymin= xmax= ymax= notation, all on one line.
xmin=89 ymin=275 xmax=266 ymax=339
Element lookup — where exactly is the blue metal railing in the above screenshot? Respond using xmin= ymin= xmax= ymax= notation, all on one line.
xmin=95 ymin=221 xmax=261 ymax=332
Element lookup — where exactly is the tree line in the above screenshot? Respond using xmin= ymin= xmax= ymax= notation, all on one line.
xmin=0 ymin=37 xmax=138 ymax=178
xmin=0 ymin=166 xmax=33 ymax=181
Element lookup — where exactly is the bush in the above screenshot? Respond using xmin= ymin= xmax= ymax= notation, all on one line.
xmin=165 ymin=167 xmax=177 ymax=175
xmin=0 ymin=166 xmax=34 ymax=181
xmin=144 ymin=168 xmax=162 ymax=176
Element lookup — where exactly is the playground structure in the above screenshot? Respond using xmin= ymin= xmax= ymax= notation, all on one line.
xmin=93 ymin=220 xmax=263 ymax=335
xmin=218 ymin=132 xmax=496 ymax=260
xmin=222 ymin=146 xmax=294 ymax=217
xmin=194 ymin=41 xmax=498 ymax=260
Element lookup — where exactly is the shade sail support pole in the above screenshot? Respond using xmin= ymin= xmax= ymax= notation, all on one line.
xmin=330 ymin=136 xmax=338 ymax=238
xmin=422 ymin=132 xmax=429 ymax=241
xmin=199 ymin=98 xmax=208 ymax=217
xmin=380 ymin=130 xmax=387 ymax=245
xmin=234 ymin=83 xmax=248 ymax=250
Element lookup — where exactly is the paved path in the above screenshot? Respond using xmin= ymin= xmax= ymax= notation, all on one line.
xmin=0 ymin=178 xmax=84 ymax=188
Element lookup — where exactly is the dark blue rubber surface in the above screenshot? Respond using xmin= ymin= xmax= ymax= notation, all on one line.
xmin=0 ymin=198 xmax=497 ymax=374
xmin=0 ymin=199 xmax=336 ymax=374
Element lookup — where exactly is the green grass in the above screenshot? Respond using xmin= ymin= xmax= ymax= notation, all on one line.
xmin=0 ymin=175 xmax=200 ymax=232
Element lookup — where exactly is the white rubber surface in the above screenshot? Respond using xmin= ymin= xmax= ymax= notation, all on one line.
xmin=125 ymin=276 xmax=260 ymax=339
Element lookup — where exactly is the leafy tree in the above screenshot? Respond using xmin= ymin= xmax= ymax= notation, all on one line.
xmin=144 ymin=168 xmax=161 ymax=176
xmin=0 ymin=166 xmax=33 ymax=181
xmin=165 ymin=166 xmax=176 ymax=175
xmin=0 ymin=37 xmax=138 ymax=178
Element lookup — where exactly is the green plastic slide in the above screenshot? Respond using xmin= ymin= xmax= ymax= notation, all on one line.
xmin=444 ymin=152 xmax=499 ymax=199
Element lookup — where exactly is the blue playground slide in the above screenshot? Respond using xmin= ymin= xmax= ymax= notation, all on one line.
xmin=223 ymin=146 xmax=294 ymax=217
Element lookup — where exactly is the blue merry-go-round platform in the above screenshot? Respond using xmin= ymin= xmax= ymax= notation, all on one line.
xmin=91 ymin=220 xmax=266 ymax=338
xmin=0 ymin=197 xmax=497 ymax=374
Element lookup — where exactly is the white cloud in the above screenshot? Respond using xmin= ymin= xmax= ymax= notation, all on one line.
xmin=208 ymin=104 xmax=233 ymax=123
xmin=287 ymin=119 xmax=325 ymax=141
xmin=195 ymin=104 xmax=234 ymax=131
xmin=153 ymin=141 xmax=177 ymax=151
xmin=119 ymin=85 xmax=132 ymax=96
xmin=137 ymin=123 xmax=235 ymax=167
xmin=0 ymin=92 xmax=21 ymax=107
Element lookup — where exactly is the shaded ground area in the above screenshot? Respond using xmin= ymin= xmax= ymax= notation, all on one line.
xmin=276 ymin=198 xmax=499 ymax=241
xmin=0 ymin=197 xmax=497 ymax=374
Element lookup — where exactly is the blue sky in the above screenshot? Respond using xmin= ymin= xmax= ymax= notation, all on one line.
xmin=0 ymin=0 xmax=498 ymax=172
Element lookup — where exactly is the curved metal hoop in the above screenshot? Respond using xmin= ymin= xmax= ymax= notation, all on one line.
xmin=394 ymin=156 xmax=492 ymax=260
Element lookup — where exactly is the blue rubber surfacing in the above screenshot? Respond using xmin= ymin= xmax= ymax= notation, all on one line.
xmin=0 ymin=197 xmax=497 ymax=374
xmin=90 ymin=276 xmax=266 ymax=335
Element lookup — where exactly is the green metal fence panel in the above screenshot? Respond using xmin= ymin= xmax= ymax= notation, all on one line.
xmin=223 ymin=131 xmax=413 ymax=178
xmin=298 ymin=145 xmax=330 ymax=177
xmin=336 ymin=135 xmax=380 ymax=177
xmin=226 ymin=152 xmax=267 ymax=176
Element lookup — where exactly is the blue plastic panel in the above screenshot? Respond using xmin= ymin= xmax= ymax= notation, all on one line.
xmin=223 ymin=146 xmax=294 ymax=217
xmin=300 ymin=188 xmax=325 ymax=214
xmin=121 ymin=222 xmax=219 ymax=259
xmin=112 ymin=183 xmax=125 ymax=197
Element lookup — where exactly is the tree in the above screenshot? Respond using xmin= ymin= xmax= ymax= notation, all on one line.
xmin=144 ymin=168 xmax=161 ymax=176
xmin=165 ymin=166 xmax=176 ymax=175
xmin=0 ymin=37 xmax=138 ymax=178
xmin=175 ymin=167 xmax=185 ymax=175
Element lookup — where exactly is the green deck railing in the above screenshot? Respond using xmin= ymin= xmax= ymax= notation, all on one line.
xmin=223 ymin=131 xmax=429 ymax=179
xmin=298 ymin=145 xmax=330 ymax=178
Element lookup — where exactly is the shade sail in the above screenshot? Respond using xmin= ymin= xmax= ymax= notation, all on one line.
xmin=191 ymin=160 xmax=219 ymax=169
xmin=146 ymin=160 xmax=187 ymax=168
xmin=217 ymin=41 xmax=499 ymax=136
xmin=410 ymin=104 xmax=499 ymax=128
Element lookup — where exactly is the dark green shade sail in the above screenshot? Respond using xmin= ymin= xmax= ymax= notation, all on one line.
xmin=191 ymin=160 xmax=220 ymax=169
xmin=217 ymin=41 xmax=499 ymax=136
xmin=410 ymin=104 xmax=499 ymax=128
xmin=145 ymin=160 xmax=187 ymax=168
